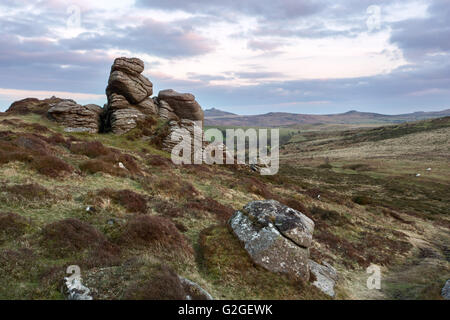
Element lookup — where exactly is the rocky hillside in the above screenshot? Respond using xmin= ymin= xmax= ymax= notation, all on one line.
xmin=0 ymin=57 xmax=448 ymax=300
xmin=0 ymin=57 xmax=334 ymax=300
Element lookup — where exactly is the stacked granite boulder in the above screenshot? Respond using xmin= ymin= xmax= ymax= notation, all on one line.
xmin=103 ymin=57 xmax=205 ymax=153
xmin=8 ymin=57 xmax=206 ymax=157
xmin=103 ymin=57 xmax=157 ymax=134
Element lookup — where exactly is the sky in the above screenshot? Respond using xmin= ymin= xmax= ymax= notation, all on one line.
xmin=0 ymin=0 xmax=449 ymax=115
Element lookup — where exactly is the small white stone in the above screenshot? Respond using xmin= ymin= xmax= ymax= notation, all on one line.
xmin=426 ymin=168 xmax=432 ymax=171
xmin=118 ymin=162 xmax=125 ymax=169
xmin=416 ymin=173 xmax=421 ymax=177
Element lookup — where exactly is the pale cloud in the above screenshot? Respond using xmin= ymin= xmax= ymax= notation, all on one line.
xmin=0 ymin=0 xmax=449 ymax=114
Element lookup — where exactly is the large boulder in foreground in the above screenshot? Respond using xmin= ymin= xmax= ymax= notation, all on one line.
xmin=158 ymin=89 xmax=204 ymax=122
xmin=48 ymin=100 xmax=102 ymax=133
xmin=229 ymin=200 xmax=314 ymax=281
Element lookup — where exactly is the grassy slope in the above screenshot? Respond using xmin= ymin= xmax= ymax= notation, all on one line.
xmin=0 ymin=114 xmax=448 ymax=300
xmin=281 ymin=117 xmax=450 ymax=299
xmin=0 ymin=114 xmax=326 ymax=300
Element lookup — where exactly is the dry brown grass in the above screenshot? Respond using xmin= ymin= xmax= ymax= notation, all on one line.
xmin=40 ymin=218 xmax=111 ymax=257
xmin=147 ymin=154 xmax=174 ymax=168
xmin=185 ymin=198 xmax=235 ymax=222
xmin=152 ymin=200 xmax=184 ymax=218
xmin=79 ymin=159 xmax=124 ymax=176
xmin=0 ymin=248 xmax=35 ymax=275
xmin=154 ymin=178 xmax=199 ymax=199
xmin=30 ymin=155 xmax=74 ymax=178
xmin=69 ymin=140 xmax=110 ymax=158
xmin=309 ymin=206 xmax=352 ymax=227
xmin=314 ymin=230 xmax=366 ymax=268
xmin=0 ymin=132 xmax=74 ymax=178
xmin=240 ymin=176 xmax=275 ymax=199
xmin=96 ymin=189 xmax=147 ymax=213
xmin=123 ymin=265 xmax=186 ymax=300
xmin=45 ymin=133 xmax=69 ymax=147
xmin=13 ymin=134 xmax=52 ymax=155
xmin=75 ymin=141 xmax=141 ymax=177
xmin=0 ymin=212 xmax=29 ymax=243
xmin=282 ymin=198 xmax=310 ymax=215
xmin=119 ymin=215 xmax=192 ymax=253
xmin=3 ymin=183 xmax=51 ymax=201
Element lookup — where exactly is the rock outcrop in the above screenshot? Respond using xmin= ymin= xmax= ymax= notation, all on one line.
xmin=107 ymin=57 xmax=153 ymax=104
xmin=48 ymin=100 xmax=102 ymax=133
xmin=155 ymin=90 xmax=205 ymax=157
xmin=442 ymin=279 xmax=450 ymax=300
xmin=104 ymin=57 xmax=156 ymax=134
xmin=63 ymin=269 xmax=93 ymax=300
xmin=229 ymin=200 xmax=315 ymax=281
xmin=6 ymin=96 xmax=65 ymax=115
xmin=308 ymin=260 xmax=338 ymax=297
xmin=103 ymin=58 xmax=205 ymax=141
xmin=101 ymin=57 xmax=206 ymax=157
xmin=7 ymin=57 xmax=206 ymax=158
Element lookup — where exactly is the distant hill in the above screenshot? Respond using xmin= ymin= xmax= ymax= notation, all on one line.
xmin=205 ymin=109 xmax=450 ymax=127
xmin=204 ymin=108 xmax=237 ymax=118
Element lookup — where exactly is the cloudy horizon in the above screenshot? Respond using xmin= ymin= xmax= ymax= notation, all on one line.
xmin=0 ymin=0 xmax=449 ymax=115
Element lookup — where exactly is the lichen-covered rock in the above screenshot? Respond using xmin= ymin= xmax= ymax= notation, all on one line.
xmin=229 ymin=200 xmax=314 ymax=281
xmin=158 ymin=89 xmax=204 ymax=122
xmin=63 ymin=270 xmax=93 ymax=300
xmin=48 ymin=100 xmax=102 ymax=133
xmin=243 ymin=200 xmax=314 ymax=248
xmin=442 ymin=279 xmax=450 ymax=300
xmin=308 ymin=260 xmax=338 ymax=297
